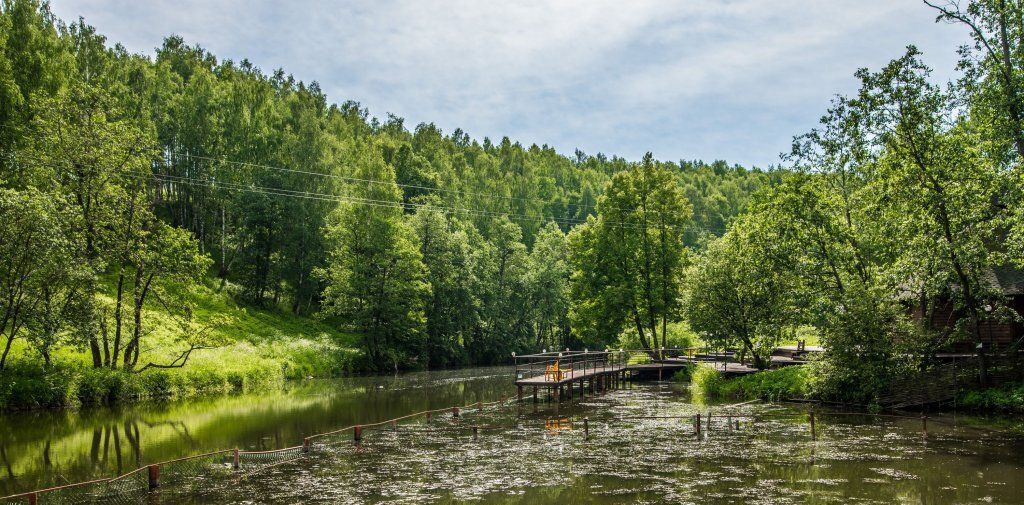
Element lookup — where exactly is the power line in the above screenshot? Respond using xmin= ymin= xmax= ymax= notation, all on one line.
xmin=142 ymin=171 xmax=722 ymax=234
xmin=9 ymin=151 xmax=727 ymax=234
xmin=168 ymin=151 xmax=723 ymax=230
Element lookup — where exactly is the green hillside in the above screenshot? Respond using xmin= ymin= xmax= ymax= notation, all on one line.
xmin=0 ymin=278 xmax=359 ymax=410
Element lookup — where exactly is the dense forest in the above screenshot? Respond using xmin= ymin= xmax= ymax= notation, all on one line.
xmin=3 ymin=0 xmax=1023 ymax=409
xmin=0 ymin=0 xmax=775 ymax=407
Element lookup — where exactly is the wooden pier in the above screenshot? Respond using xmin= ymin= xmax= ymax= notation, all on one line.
xmin=513 ymin=345 xmax=821 ymax=402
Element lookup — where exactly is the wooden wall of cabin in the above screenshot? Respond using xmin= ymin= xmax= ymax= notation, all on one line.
xmin=909 ymin=296 xmax=1023 ymax=353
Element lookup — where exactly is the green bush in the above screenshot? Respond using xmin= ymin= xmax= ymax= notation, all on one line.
xmin=0 ymin=358 xmax=292 ymax=410
xmin=690 ymin=364 xmax=725 ymax=398
xmin=959 ymin=381 xmax=1024 ymax=413
xmin=690 ymin=364 xmax=810 ymax=401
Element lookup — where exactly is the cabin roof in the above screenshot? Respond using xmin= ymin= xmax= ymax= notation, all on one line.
xmin=989 ymin=265 xmax=1024 ymax=296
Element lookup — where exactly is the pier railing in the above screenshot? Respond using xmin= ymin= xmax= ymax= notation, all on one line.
xmin=512 ymin=350 xmax=614 ymax=382
xmin=512 ymin=346 xmax=785 ymax=384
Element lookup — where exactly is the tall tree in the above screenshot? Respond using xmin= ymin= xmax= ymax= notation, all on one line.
xmin=861 ymin=48 xmax=1010 ymax=382
xmin=319 ymin=143 xmax=429 ymax=371
xmin=684 ymin=215 xmax=796 ymax=369
xmin=568 ymin=153 xmax=692 ymax=353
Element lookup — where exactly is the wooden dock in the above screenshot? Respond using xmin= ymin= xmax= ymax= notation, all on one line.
xmin=511 ymin=346 xmax=818 ymax=402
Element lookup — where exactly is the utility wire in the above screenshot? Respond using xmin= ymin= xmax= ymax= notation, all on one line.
xmin=142 ymin=171 xmax=721 ymax=233
xmin=168 ymin=151 xmax=726 ymax=232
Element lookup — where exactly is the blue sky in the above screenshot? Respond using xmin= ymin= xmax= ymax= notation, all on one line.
xmin=50 ymin=1 xmax=967 ymax=168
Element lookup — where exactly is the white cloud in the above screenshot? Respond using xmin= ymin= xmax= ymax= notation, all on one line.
xmin=49 ymin=0 xmax=966 ymax=166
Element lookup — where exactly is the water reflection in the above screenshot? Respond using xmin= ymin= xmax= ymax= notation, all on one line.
xmin=156 ymin=382 xmax=1024 ymax=505
xmin=0 ymin=367 xmax=513 ymax=495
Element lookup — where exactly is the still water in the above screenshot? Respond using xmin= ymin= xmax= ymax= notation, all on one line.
xmin=2 ymin=367 xmax=1023 ymax=504
xmin=0 ymin=367 xmax=510 ymax=496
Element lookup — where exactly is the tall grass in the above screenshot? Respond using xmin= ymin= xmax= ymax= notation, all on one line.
xmin=1 ymin=278 xmax=361 ymax=410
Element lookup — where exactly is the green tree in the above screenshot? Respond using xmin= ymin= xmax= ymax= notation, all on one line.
xmin=568 ymin=153 xmax=692 ymax=353
xmin=411 ymin=207 xmax=477 ymax=367
xmin=0 ymin=188 xmax=74 ymax=370
xmin=684 ymin=215 xmax=796 ymax=369
xmin=860 ymin=49 xmax=1010 ymax=382
xmin=320 ymin=143 xmax=429 ymax=371
xmin=526 ymin=222 xmax=570 ymax=351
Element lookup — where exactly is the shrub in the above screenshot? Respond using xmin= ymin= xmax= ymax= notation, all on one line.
xmin=690 ymin=364 xmax=811 ymax=402
xmin=690 ymin=364 xmax=725 ymax=398
xmin=959 ymin=381 xmax=1024 ymax=413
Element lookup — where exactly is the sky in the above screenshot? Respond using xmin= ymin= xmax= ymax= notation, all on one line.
xmin=48 ymin=1 xmax=969 ymax=168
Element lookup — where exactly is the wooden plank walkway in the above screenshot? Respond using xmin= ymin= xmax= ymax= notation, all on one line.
xmin=515 ymin=365 xmax=625 ymax=386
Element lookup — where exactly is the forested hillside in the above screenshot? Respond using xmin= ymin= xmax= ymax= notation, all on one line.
xmin=0 ymin=0 xmax=774 ymax=407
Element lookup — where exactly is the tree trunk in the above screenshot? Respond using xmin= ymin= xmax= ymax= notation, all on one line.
xmin=111 ymin=270 xmax=126 ymax=369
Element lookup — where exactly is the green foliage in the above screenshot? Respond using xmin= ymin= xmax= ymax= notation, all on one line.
xmin=684 ymin=214 xmax=797 ymax=369
xmin=689 ymin=364 xmax=726 ymax=399
xmin=690 ymin=364 xmax=811 ymax=402
xmin=319 ymin=143 xmax=429 ymax=371
xmin=0 ymin=278 xmax=358 ymax=410
xmin=959 ymin=381 xmax=1024 ymax=414
xmin=615 ymin=321 xmax=699 ymax=351
xmin=568 ymin=153 xmax=693 ymax=352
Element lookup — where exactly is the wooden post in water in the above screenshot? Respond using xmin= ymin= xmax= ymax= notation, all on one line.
xmin=921 ymin=414 xmax=928 ymax=436
xmin=694 ymin=413 xmax=702 ymax=437
xmin=728 ymin=415 xmax=733 ymax=433
xmin=472 ymin=425 xmax=479 ymax=441
xmin=354 ymin=425 xmax=363 ymax=442
xmin=27 ymin=493 xmax=37 ymax=505
xmin=148 ymin=464 xmax=160 ymax=491
xmin=453 ymin=407 xmax=461 ymax=418
xmin=584 ymin=417 xmax=590 ymax=440
xmin=518 ymin=386 xmax=523 ymax=402
xmin=233 ymin=449 xmax=240 ymax=469
xmin=533 ymin=387 xmax=538 ymax=403
xmin=477 ymin=401 xmax=483 ymax=411
xmin=303 ymin=438 xmax=311 ymax=453
xmin=809 ymin=409 xmax=816 ymax=441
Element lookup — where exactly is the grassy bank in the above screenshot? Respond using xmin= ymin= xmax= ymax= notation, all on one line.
xmin=0 ymin=279 xmax=360 ymax=411
xmin=688 ymin=364 xmax=811 ymax=401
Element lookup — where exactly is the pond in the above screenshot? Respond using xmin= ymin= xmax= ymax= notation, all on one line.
xmin=2 ymin=367 xmax=1023 ymax=504
xmin=0 ymin=367 xmax=510 ymax=497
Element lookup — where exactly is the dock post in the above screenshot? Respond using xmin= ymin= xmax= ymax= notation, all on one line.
xmin=148 ymin=464 xmax=160 ymax=491
xmin=694 ymin=413 xmax=702 ymax=437
xmin=233 ymin=449 xmax=240 ymax=469
xmin=303 ymin=437 xmax=311 ymax=453
xmin=518 ymin=386 xmax=523 ymax=402
xmin=809 ymin=409 xmax=816 ymax=441
xmin=727 ymin=416 xmax=733 ymax=433
xmin=584 ymin=417 xmax=590 ymax=440
xmin=533 ymin=387 xmax=538 ymax=403
xmin=354 ymin=425 xmax=363 ymax=443
xmin=707 ymin=412 xmax=712 ymax=433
